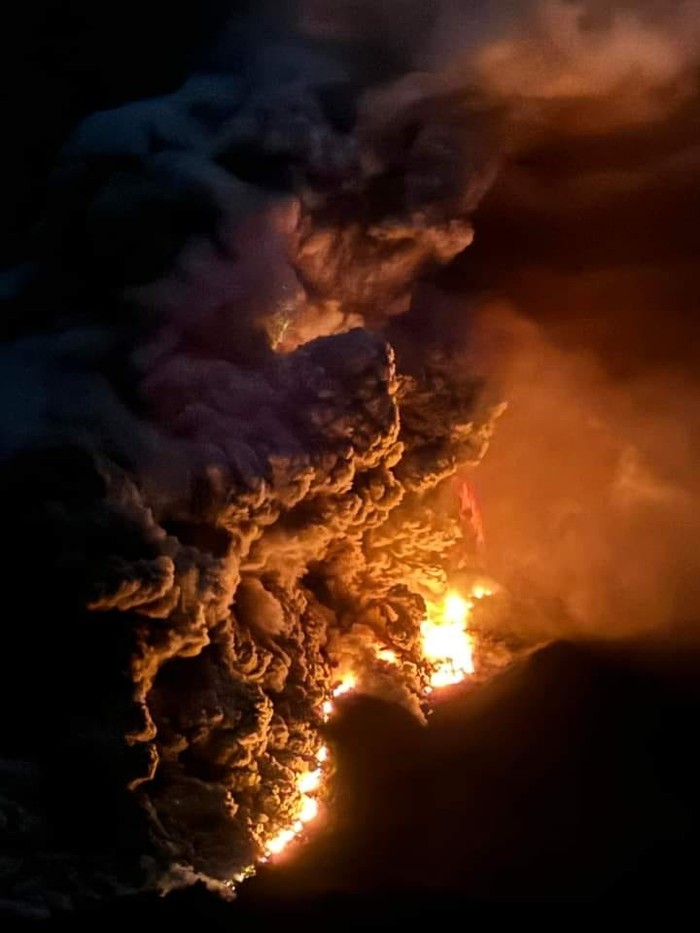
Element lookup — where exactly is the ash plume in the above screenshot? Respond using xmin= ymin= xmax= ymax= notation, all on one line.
xmin=0 ymin=8 xmax=498 ymax=915
xmin=3 ymin=0 xmax=700 ymax=917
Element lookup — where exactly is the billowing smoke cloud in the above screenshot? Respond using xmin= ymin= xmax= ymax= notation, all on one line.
xmin=304 ymin=1 xmax=700 ymax=129
xmin=459 ymin=1 xmax=700 ymax=108
xmin=3 ymin=0 xmax=700 ymax=917
xmin=0 ymin=10 xmax=499 ymax=916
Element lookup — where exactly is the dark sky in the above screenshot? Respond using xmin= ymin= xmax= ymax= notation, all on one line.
xmin=3 ymin=0 xmax=237 ymax=264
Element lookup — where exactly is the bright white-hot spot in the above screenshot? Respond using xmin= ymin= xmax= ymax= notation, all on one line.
xmin=262 ymin=743 xmax=327 ymax=859
xmin=265 ymin=828 xmax=296 ymax=857
xmin=298 ymin=795 xmax=319 ymax=824
xmin=298 ymin=768 xmax=322 ymax=795
xmin=420 ymin=587 xmax=489 ymax=689
xmin=320 ymin=674 xmax=357 ymax=723
xmin=332 ymin=674 xmax=356 ymax=698
xmin=376 ymin=647 xmax=398 ymax=664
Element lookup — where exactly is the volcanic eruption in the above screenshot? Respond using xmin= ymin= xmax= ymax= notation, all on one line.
xmin=3 ymin=0 xmax=700 ymax=917
xmin=0 ymin=2 xmax=506 ymax=911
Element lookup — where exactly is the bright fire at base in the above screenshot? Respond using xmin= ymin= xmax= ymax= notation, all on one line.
xmin=262 ymin=673 xmax=358 ymax=861
xmin=421 ymin=587 xmax=490 ymax=690
xmin=257 ymin=587 xmax=491 ymax=867
xmin=262 ymin=741 xmax=327 ymax=859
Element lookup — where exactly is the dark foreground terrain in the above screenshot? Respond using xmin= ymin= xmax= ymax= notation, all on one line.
xmin=20 ymin=638 xmax=700 ymax=926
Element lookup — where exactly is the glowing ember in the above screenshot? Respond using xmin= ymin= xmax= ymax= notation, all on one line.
xmin=332 ymin=674 xmax=357 ymax=698
xmin=259 ymin=586 xmax=493 ymax=866
xmin=262 ymin=746 xmax=326 ymax=859
xmin=262 ymin=675 xmax=359 ymax=861
xmin=420 ymin=586 xmax=489 ymax=689
xmin=376 ymin=647 xmax=398 ymax=664
xmin=265 ymin=828 xmax=296 ymax=857
xmin=320 ymin=673 xmax=357 ymax=721
xmin=297 ymin=768 xmax=322 ymax=794
xmin=298 ymin=795 xmax=319 ymax=824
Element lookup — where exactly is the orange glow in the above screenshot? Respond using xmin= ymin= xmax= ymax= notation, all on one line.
xmin=262 ymin=741 xmax=327 ymax=859
xmin=298 ymin=768 xmax=322 ymax=794
xmin=420 ymin=585 xmax=490 ymax=689
xmin=265 ymin=828 xmax=296 ymax=857
xmin=376 ymin=647 xmax=398 ymax=664
xmin=320 ymin=673 xmax=357 ymax=721
xmin=262 ymin=675 xmax=359 ymax=860
xmin=260 ymin=583 xmax=493 ymax=865
xmin=298 ymin=795 xmax=319 ymax=824
xmin=332 ymin=674 xmax=357 ymax=698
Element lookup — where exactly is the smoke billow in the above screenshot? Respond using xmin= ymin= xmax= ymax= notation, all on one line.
xmin=0 ymin=7 xmax=499 ymax=915
xmin=2 ymin=0 xmax=700 ymax=916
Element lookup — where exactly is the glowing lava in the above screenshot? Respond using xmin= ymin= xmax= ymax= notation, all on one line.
xmin=421 ymin=587 xmax=490 ymax=690
xmin=262 ymin=673 xmax=358 ymax=860
xmin=259 ymin=587 xmax=491 ymax=865
xmin=332 ymin=674 xmax=357 ymax=699
xmin=263 ymin=742 xmax=328 ymax=859
xmin=376 ymin=647 xmax=398 ymax=664
xmin=321 ymin=673 xmax=357 ymax=720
